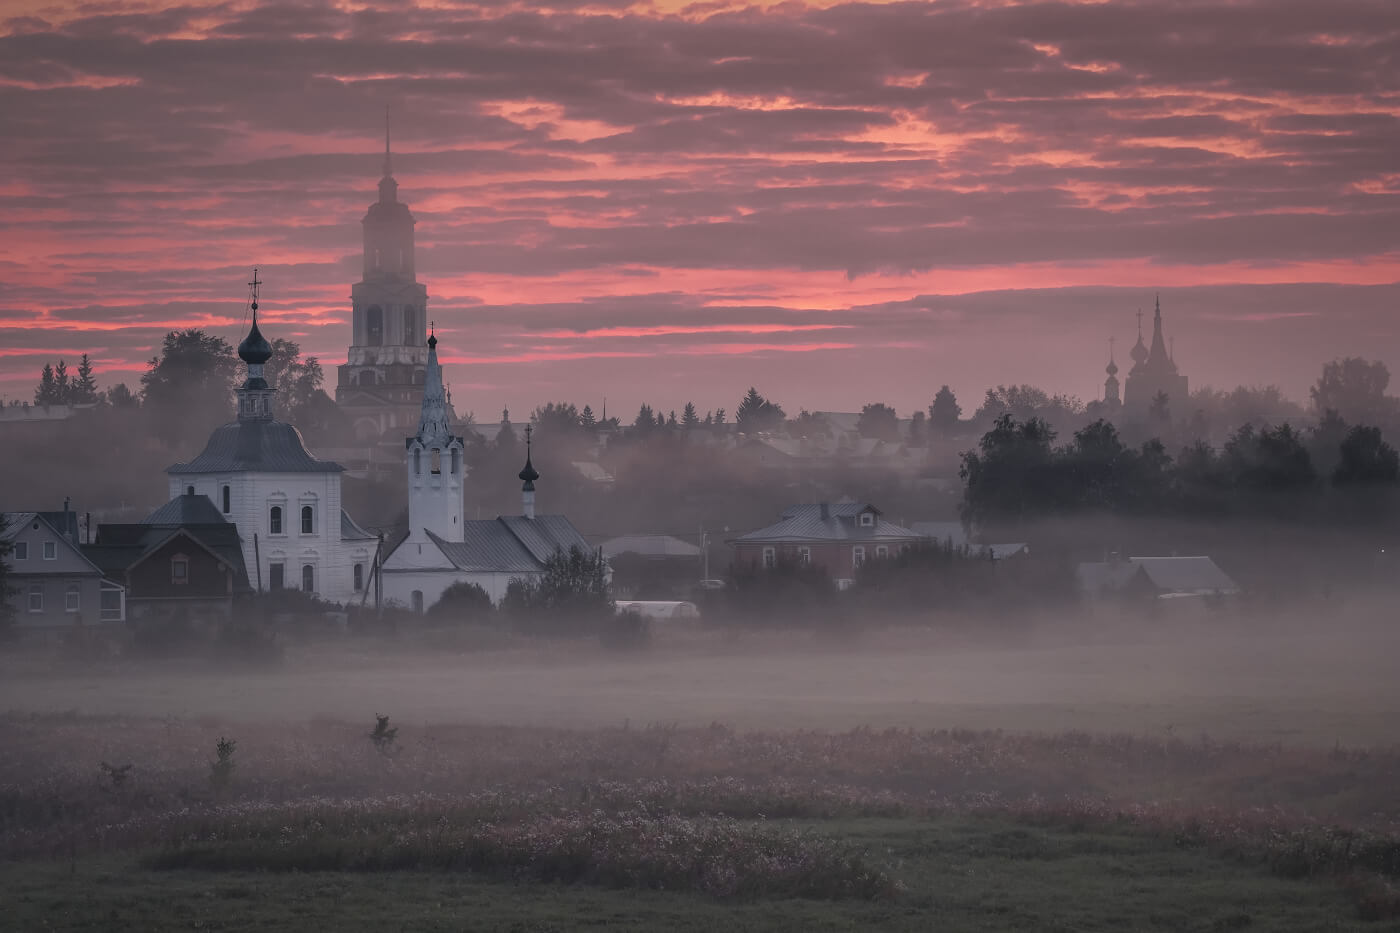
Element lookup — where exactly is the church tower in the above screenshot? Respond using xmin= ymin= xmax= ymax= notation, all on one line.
xmin=1103 ymin=339 xmax=1121 ymax=407
xmin=405 ymin=330 xmax=465 ymax=543
xmin=335 ymin=113 xmax=432 ymax=458
xmin=1123 ymin=295 xmax=1189 ymax=418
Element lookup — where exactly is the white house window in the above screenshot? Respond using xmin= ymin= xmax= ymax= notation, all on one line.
xmin=171 ymin=556 xmax=189 ymax=585
xmin=852 ymin=546 xmax=866 ymax=568
xmin=859 ymin=512 xmax=875 ymax=527
xmin=269 ymin=563 xmax=285 ymax=590
xmin=762 ymin=547 xmax=776 ymax=569
xmin=222 ymin=485 xmax=231 ymax=513
xmin=43 ymin=541 xmax=56 ymax=560
xmin=799 ymin=546 xmax=811 ymax=564
xmin=301 ymin=506 xmax=314 ymax=535
xmin=186 ymin=485 xmax=195 ymax=496
xmin=269 ymin=506 xmax=284 ymax=535
xmin=302 ymin=564 xmax=315 ymax=593
xmin=353 ymin=563 xmax=364 ymax=592
xmin=28 ymin=585 xmax=43 ymax=612
xmin=13 ymin=542 xmax=26 ymax=560
xmin=65 ymin=584 xmax=80 ymax=612
xmin=875 ymin=545 xmax=889 ymax=559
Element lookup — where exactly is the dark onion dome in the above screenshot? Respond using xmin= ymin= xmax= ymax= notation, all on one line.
xmin=518 ymin=451 xmax=539 ymax=488
xmin=1129 ymin=335 xmax=1149 ymax=365
xmin=428 ymin=332 xmax=437 ymax=350
xmin=1106 ymin=357 xmax=1119 ymax=377
xmin=238 ymin=312 xmax=273 ymax=365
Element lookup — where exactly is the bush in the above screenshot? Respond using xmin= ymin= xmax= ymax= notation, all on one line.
xmin=502 ymin=546 xmax=613 ymax=636
xmin=428 ymin=582 xmax=494 ymax=624
xmin=723 ymin=556 xmax=839 ymax=626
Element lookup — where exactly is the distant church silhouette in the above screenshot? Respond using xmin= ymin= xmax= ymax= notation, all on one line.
xmin=1110 ymin=295 xmax=1188 ymax=419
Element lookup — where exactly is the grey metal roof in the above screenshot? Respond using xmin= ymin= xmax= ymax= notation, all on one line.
xmin=1077 ymin=556 xmax=1239 ymax=597
xmin=600 ymin=534 xmax=701 ymax=559
xmin=424 ymin=515 xmax=594 ymax=574
xmin=734 ymin=503 xmax=922 ymax=544
xmin=168 ymin=420 xmax=343 ymax=474
xmin=341 ymin=509 xmax=377 ymax=541
xmin=143 ymin=493 xmax=226 ymax=525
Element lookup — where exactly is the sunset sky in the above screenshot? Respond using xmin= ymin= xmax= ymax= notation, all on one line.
xmin=2 ymin=0 xmax=1397 ymax=420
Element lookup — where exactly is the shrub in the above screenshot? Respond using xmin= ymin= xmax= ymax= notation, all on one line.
xmin=209 ymin=737 xmax=236 ymax=790
xmin=369 ymin=714 xmax=399 ymax=756
xmin=428 ymin=582 xmax=494 ymax=624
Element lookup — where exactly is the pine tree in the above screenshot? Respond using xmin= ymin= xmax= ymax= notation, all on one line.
xmin=34 ymin=363 xmax=56 ymax=405
xmin=633 ymin=403 xmax=656 ymax=433
xmin=72 ymin=354 xmax=99 ymax=404
xmin=681 ymin=402 xmax=699 ymax=427
xmin=580 ymin=404 xmax=597 ymax=429
xmin=930 ymin=385 xmax=961 ymax=433
xmin=53 ymin=360 xmax=71 ymax=404
xmin=714 ymin=408 xmax=726 ymax=424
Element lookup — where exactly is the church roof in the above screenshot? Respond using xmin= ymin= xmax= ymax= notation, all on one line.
xmin=143 ymin=492 xmax=226 ymax=525
xmin=341 ymin=509 xmax=377 ymax=542
xmin=169 ymin=420 xmax=344 ymax=474
xmin=424 ymin=515 xmax=593 ymax=574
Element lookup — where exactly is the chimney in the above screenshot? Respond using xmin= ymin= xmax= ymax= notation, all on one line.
xmin=63 ymin=496 xmax=74 ymax=543
xmin=819 ymin=502 xmax=830 ymax=520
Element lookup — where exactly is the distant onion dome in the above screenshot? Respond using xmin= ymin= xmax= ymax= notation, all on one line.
xmin=1129 ymin=334 xmax=1149 ymax=366
xmin=1106 ymin=356 xmax=1119 ymax=377
xmin=238 ymin=309 xmax=273 ymax=366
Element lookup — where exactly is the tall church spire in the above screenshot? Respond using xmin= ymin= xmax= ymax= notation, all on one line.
xmin=414 ymin=327 xmax=451 ymax=446
xmin=1148 ymin=293 xmax=1169 ymax=364
xmin=519 ymin=424 xmax=540 ymax=520
xmin=382 ymin=105 xmax=393 ymax=179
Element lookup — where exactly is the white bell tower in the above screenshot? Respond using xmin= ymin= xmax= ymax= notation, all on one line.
xmin=406 ymin=329 xmax=464 ymax=542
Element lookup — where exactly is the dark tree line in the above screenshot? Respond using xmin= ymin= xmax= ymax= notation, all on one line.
xmin=960 ymin=413 xmax=1399 ymax=529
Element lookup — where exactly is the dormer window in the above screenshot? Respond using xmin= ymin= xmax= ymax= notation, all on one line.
xmin=859 ymin=511 xmax=875 ymax=527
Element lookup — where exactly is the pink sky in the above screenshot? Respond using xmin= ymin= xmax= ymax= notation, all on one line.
xmin=1 ymin=0 xmax=1397 ymax=420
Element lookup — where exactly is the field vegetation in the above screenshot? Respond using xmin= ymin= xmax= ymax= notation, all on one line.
xmin=4 ymin=706 xmax=1400 ymax=929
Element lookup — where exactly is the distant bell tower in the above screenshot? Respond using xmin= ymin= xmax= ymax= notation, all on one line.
xmin=406 ymin=329 xmax=465 ymax=542
xmin=1103 ymin=338 xmax=1121 ymax=407
xmin=336 ymin=109 xmax=433 ymax=452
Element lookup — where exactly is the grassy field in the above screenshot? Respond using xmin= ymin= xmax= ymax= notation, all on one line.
xmin=4 ymin=617 xmax=1400 ymax=929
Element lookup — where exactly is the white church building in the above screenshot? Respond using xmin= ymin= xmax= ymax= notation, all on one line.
xmin=380 ymin=332 xmax=593 ymax=612
xmin=167 ymin=281 xmax=378 ymax=604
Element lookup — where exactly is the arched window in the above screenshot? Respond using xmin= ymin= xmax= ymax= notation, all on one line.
xmin=269 ymin=506 xmax=283 ymax=535
xmin=411 ymin=590 xmax=424 ymax=613
xmin=186 ymin=485 xmax=195 ymax=496
xmin=450 ymin=448 xmax=460 ymax=475
xmin=301 ymin=505 xmax=314 ymax=534
xmin=353 ymin=563 xmax=364 ymax=592
xmin=221 ymin=485 xmax=231 ymax=514
xmin=430 ymin=448 xmax=441 ymax=475
xmin=413 ymin=448 xmax=421 ymax=475
xmin=366 ymin=306 xmax=383 ymax=346
xmin=359 ymin=370 xmax=377 ymax=387
xmin=302 ymin=564 xmax=314 ymax=593
xmin=402 ymin=307 xmax=415 ymax=344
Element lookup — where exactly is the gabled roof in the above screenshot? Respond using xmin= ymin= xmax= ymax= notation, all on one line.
xmin=168 ymin=420 xmax=343 ymax=474
xmin=2 ymin=511 xmax=107 ymax=575
xmin=143 ymin=493 xmax=225 ymax=525
xmin=1077 ymin=556 xmax=1239 ymax=597
xmin=88 ymin=495 xmax=251 ymax=592
xmin=733 ymin=502 xmax=922 ymax=544
xmin=422 ymin=515 xmax=594 ymax=575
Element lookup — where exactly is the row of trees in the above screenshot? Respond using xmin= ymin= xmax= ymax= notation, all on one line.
xmin=32 ymin=355 xmax=100 ymax=406
xmin=960 ymin=412 xmax=1399 ymax=528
